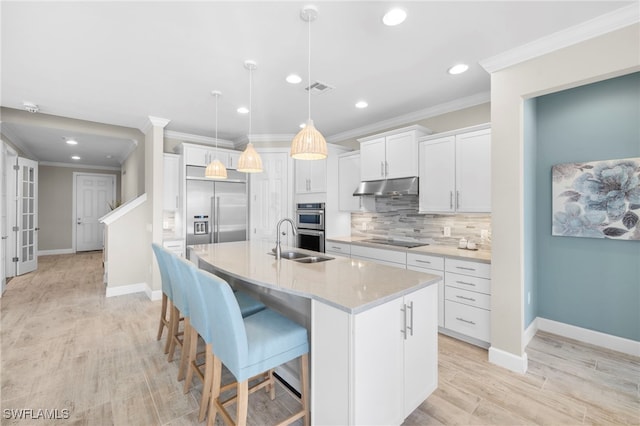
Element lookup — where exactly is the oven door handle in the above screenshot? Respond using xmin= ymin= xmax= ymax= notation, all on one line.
xmin=297 ymin=229 xmax=325 ymax=237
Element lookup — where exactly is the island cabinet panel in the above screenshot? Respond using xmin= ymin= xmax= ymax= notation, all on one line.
xmin=311 ymin=285 xmax=438 ymax=425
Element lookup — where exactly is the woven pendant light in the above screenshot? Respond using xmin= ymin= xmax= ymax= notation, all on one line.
xmin=237 ymin=60 xmax=263 ymax=173
xmin=205 ymin=90 xmax=228 ymax=179
xmin=290 ymin=5 xmax=327 ymax=160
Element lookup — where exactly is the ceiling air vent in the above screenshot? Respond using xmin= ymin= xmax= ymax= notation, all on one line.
xmin=305 ymin=81 xmax=334 ymax=95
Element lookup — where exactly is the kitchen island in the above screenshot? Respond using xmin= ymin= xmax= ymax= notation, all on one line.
xmin=189 ymin=240 xmax=441 ymax=426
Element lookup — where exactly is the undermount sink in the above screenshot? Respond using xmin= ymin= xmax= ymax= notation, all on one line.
xmin=268 ymin=250 xmax=334 ymax=263
xmin=292 ymin=256 xmax=332 ymax=263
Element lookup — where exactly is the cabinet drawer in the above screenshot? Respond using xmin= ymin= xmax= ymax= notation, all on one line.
xmin=326 ymin=242 xmax=351 ymax=256
xmin=445 ymin=272 xmax=491 ymax=295
xmin=351 ymin=245 xmax=406 ymax=265
xmin=445 ymin=286 xmax=490 ymax=310
xmin=407 ymin=253 xmax=444 ymax=271
xmin=445 ymin=258 xmax=491 ymax=279
xmin=163 ymin=239 xmax=185 ymax=257
xmin=445 ymin=300 xmax=490 ymax=342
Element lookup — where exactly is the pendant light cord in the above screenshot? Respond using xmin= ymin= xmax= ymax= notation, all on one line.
xmin=307 ymin=13 xmax=311 ymax=121
xmin=249 ymin=67 xmax=253 ymax=140
xmin=215 ymin=93 xmax=219 ymax=152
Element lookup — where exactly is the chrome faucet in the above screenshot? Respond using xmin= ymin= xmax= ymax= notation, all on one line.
xmin=275 ymin=218 xmax=297 ymax=260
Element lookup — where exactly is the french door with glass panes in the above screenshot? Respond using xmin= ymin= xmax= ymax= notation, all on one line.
xmin=16 ymin=157 xmax=38 ymax=275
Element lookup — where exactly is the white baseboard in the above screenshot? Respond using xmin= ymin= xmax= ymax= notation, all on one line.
xmin=537 ymin=317 xmax=640 ymax=357
xmin=523 ymin=317 xmax=539 ymax=347
xmin=145 ymin=285 xmax=163 ymax=301
xmin=38 ymin=249 xmax=74 ymax=256
xmin=488 ymin=346 xmax=528 ymax=374
xmin=105 ymin=282 xmax=147 ymax=298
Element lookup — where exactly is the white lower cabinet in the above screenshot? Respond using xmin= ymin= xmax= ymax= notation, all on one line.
xmin=407 ymin=253 xmax=445 ymax=328
xmin=444 ymin=258 xmax=491 ymax=344
xmin=312 ymin=285 xmax=438 ymax=425
xmin=325 ymin=241 xmax=351 ymax=257
xmin=351 ymin=245 xmax=406 ymax=269
xmin=163 ymin=239 xmax=185 ymax=257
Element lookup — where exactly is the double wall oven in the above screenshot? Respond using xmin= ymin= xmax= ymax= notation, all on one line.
xmin=295 ymin=203 xmax=325 ymax=253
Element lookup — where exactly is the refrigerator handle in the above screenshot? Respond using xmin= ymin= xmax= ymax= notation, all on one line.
xmin=216 ymin=196 xmax=221 ymax=243
xmin=211 ymin=197 xmax=216 ymax=244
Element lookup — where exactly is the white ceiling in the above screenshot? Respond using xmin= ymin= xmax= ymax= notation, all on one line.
xmin=1 ymin=1 xmax=635 ymax=168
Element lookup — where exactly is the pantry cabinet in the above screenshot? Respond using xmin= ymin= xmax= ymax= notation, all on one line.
xmin=358 ymin=126 xmax=431 ymax=182
xmin=163 ymin=153 xmax=180 ymax=211
xmin=419 ymin=125 xmax=491 ymax=214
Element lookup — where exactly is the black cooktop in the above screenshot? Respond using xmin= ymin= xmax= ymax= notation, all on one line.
xmin=361 ymin=238 xmax=429 ymax=249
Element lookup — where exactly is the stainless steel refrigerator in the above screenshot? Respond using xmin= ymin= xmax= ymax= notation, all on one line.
xmin=185 ymin=166 xmax=248 ymax=246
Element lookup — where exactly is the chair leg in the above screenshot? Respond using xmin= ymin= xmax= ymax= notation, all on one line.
xmin=157 ymin=293 xmax=168 ymax=341
xmin=198 ymin=344 xmax=214 ymax=422
xmin=236 ymin=380 xmax=249 ymax=426
xmin=167 ymin=305 xmax=180 ymax=361
xmin=300 ymin=353 xmax=310 ymax=426
xmin=183 ymin=324 xmax=199 ymax=393
xmin=268 ymin=369 xmax=276 ymax=400
xmin=177 ymin=317 xmax=192 ymax=381
xmin=207 ymin=355 xmax=222 ymax=426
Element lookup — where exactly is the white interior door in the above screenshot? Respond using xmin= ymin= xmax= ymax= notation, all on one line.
xmin=16 ymin=157 xmax=38 ymax=276
xmin=4 ymin=148 xmax=17 ymax=279
xmin=75 ymin=173 xmax=115 ymax=252
xmin=249 ymin=152 xmax=291 ymax=245
xmin=0 ymin=141 xmax=7 ymax=294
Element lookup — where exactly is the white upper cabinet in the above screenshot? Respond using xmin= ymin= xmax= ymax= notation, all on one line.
xmin=338 ymin=152 xmax=362 ymax=211
xmin=358 ymin=126 xmax=431 ymax=182
xmin=295 ymin=158 xmax=327 ymax=194
xmin=419 ymin=125 xmax=491 ymax=214
xmin=182 ymin=143 xmax=240 ymax=170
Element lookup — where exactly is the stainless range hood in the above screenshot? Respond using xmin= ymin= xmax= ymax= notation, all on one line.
xmin=353 ymin=177 xmax=418 ymax=196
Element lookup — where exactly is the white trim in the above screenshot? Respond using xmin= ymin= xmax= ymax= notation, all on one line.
xmin=165 ymin=130 xmax=235 ymax=149
xmin=105 ymin=282 xmax=147 ymax=298
xmin=99 ymin=193 xmax=147 ymax=225
xmin=0 ymin=124 xmax=37 ymax=159
xmin=356 ymin=124 xmax=432 ymax=143
xmin=40 ymin=161 xmax=121 ymax=171
xmin=326 ymin=91 xmax=490 ymax=143
xmin=38 ymin=249 xmax=74 ymax=256
xmin=418 ymin=123 xmax=491 ymax=142
xmin=537 ymin=317 xmax=640 ymax=358
xmin=145 ymin=284 xmax=163 ymax=301
xmin=488 ymin=346 xmax=528 ymax=374
xmin=523 ymin=317 xmax=538 ymax=347
xmin=480 ymin=4 xmax=639 ymax=73
xmin=141 ymin=116 xmax=171 ymax=134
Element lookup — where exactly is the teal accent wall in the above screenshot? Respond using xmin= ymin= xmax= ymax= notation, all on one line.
xmin=533 ymin=72 xmax=640 ymax=341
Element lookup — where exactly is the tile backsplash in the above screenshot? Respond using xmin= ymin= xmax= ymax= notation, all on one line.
xmin=351 ymin=195 xmax=492 ymax=249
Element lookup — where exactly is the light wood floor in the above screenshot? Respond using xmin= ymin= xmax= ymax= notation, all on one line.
xmin=1 ymin=252 xmax=638 ymax=425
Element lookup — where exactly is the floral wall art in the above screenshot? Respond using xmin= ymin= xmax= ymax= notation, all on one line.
xmin=552 ymin=157 xmax=640 ymax=240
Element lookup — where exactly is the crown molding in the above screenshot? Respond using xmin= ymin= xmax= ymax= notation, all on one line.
xmin=140 ymin=116 xmax=171 ymax=134
xmin=164 ymin=130 xmax=235 ymax=149
xmin=480 ymin=4 xmax=640 ymax=74
xmin=40 ymin=161 xmax=121 ymax=171
xmin=0 ymin=123 xmax=37 ymax=159
xmin=326 ymin=91 xmax=490 ymax=143
xmin=234 ymin=134 xmax=296 ymax=146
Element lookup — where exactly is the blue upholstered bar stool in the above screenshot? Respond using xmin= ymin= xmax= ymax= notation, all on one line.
xmin=151 ymin=243 xmax=181 ymax=355
xmin=172 ymin=255 xmax=267 ymax=421
xmin=187 ymin=266 xmax=310 ymax=426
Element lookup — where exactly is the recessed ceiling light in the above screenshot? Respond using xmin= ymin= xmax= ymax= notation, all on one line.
xmin=355 ymin=101 xmax=368 ymax=109
xmin=383 ymin=8 xmax=407 ymax=26
xmin=237 ymin=107 xmax=249 ymax=114
xmin=106 ymin=155 xmax=113 ymax=159
xmin=448 ymin=63 xmax=469 ymax=75
xmin=71 ymin=156 xmax=81 ymax=160
xmin=66 ymin=139 xmax=78 ymax=145
xmin=286 ymin=74 xmax=302 ymax=84
xmin=299 ymin=122 xmax=306 ymax=129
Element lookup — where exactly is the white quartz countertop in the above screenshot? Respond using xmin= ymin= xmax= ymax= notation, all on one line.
xmin=189 ymin=241 xmax=441 ymax=314
xmin=327 ymin=236 xmax=492 ymax=263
